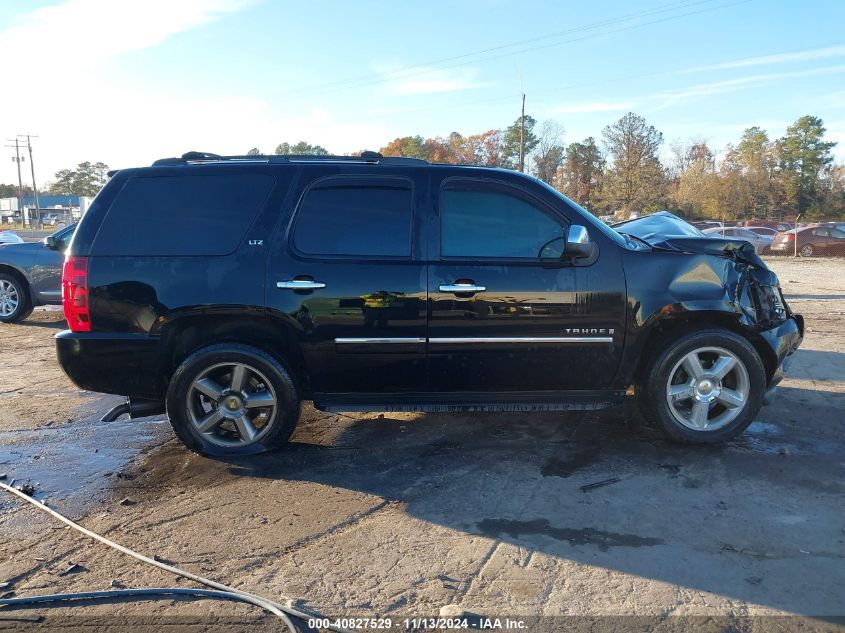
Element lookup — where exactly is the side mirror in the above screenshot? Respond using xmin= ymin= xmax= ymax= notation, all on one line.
xmin=45 ymin=236 xmax=59 ymax=250
xmin=565 ymin=225 xmax=597 ymax=260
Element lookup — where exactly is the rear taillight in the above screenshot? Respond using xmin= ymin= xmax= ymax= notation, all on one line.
xmin=786 ymin=233 xmax=795 ymax=241
xmin=62 ymin=256 xmax=90 ymax=332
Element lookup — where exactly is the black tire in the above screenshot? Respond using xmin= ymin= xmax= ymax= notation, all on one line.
xmin=639 ymin=329 xmax=766 ymax=444
xmin=0 ymin=272 xmax=33 ymax=324
xmin=166 ymin=343 xmax=301 ymax=456
xmin=799 ymin=243 xmax=814 ymax=257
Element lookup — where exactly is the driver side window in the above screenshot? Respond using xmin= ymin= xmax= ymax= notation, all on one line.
xmin=440 ymin=180 xmax=566 ymax=259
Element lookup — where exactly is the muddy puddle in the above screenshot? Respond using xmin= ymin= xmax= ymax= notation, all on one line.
xmin=0 ymin=397 xmax=170 ymax=519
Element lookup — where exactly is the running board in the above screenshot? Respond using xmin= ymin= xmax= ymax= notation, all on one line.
xmin=313 ymin=391 xmax=625 ymax=413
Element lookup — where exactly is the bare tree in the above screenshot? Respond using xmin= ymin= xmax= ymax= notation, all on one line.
xmin=531 ymin=120 xmax=566 ymax=185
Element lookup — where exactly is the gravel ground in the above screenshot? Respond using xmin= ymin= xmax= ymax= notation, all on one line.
xmin=0 ymin=257 xmax=843 ymax=631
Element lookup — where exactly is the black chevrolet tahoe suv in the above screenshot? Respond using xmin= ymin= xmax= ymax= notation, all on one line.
xmin=56 ymin=151 xmax=803 ymax=456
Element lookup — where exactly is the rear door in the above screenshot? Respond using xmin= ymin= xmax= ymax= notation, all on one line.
xmin=426 ymin=175 xmax=626 ymax=393
xmin=266 ymin=169 xmax=428 ymax=395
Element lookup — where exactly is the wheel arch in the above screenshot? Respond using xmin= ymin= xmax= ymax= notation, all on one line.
xmin=0 ymin=264 xmax=34 ymax=307
xmin=630 ymin=311 xmax=779 ymax=389
xmin=158 ymin=314 xmax=309 ymax=397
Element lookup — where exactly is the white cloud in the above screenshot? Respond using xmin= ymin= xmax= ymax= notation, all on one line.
xmin=0 ymin=0 xmax=261 ymax=184
xmin=553 ymin=102 xmax=635 ymax=114
xmin=682 ymin=44 xmax=845 ymax=74
xmin=0 ymin=0 xmax=254 ymax=82
xmin=373 ymin=63 xmax=486 ymax=97
xmin=646 ymin=65 xmax=845 ymax=111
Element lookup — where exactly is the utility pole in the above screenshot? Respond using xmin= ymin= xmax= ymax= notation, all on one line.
xmin=4 ymin=139 xmax=25 ymax=224
xmin=518 ymin=93 xmax=526 ymax=172
xmin=20 ymin=135 xmax=40 ymax=228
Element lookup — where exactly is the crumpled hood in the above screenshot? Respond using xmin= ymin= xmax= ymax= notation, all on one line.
xmin=613 ymin=211 xmax=767 ymax=269
xmin=649 ymin=236 xmax=767 ymax=269
xmin=612 ymin=210 xmax=704 ymax=240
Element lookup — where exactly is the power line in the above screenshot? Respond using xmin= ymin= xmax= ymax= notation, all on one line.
xmin=360 ymin=59 xmax=734 ymax=121
xmin=281 ymin=0 xmax=747 ymax=100
xmin=284 ymin=0 xmax=710 ymax=98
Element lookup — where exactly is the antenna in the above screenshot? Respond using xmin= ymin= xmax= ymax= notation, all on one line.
xmin=517 ymin=59 xmax=526 ymax=173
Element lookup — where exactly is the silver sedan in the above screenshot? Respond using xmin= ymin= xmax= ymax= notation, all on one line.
xmin=702 ymin=226 xmax=773 ymax=254
xmin=0 ymin=224 xmax=75 ymax=323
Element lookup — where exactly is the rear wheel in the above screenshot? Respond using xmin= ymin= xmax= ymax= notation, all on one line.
xmin=0 ymin=273 xmax=33 ymax=324
xmin=799 ymin=243 xmax=815 ymax=257
xmin=639 ymin=329 xmax=766 ymax=443
xmin=166 ymin=343 xmax=300 ymax=456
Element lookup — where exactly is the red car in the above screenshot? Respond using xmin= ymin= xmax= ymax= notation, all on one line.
xmin=770 ymin=226 xmax=845 ymax=256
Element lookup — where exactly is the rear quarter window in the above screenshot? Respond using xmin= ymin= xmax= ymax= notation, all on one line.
xmin=91 ymin=173 xmax=274 ymax=256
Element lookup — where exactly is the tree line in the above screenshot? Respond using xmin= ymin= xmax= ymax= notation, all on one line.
xmin=253 ymin=112 xmax=843 ymax=221
xmin=15 ymin=112 xmax=839 ymax=222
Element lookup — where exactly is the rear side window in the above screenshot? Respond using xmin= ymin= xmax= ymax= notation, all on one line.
xmin=92 ymin=174 xmax=274 ymax=256
xmin=292 ymin=176 xmax=413 ymax=258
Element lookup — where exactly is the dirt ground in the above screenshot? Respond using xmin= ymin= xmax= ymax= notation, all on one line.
xmin=1 ymin=257 xmax=844 ymax=631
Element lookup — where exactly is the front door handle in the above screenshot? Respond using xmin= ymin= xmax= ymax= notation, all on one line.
xmin=439 ymin=283 xmax=486 ymax=294
xmin=277 ymin=279 xmax=326 ymax=290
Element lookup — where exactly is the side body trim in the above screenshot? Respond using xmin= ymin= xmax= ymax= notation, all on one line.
xmin=334 ymin=336 xmax=613 ymax=344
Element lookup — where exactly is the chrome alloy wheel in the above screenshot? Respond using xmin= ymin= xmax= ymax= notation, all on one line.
xmin=186 ymin=362 xmax=277 ymax=447
xmin=0 ymin=280 xmax=20 ymax=317
xmin=666 ymin=346 xmax=750 ymax=431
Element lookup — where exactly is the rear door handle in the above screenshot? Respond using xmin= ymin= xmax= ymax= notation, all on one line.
xmin=439 ymin=283 xmax=486 ymax=294
xmin=277 ymin=279 xmax=326 ymax=290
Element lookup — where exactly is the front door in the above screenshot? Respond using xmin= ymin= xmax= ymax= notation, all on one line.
xmin=427 ymin=176 xmax=625 ymax=393
xmin=266 ymin=170 xmax=427 ymax=395
xmin=29 ymin=224 xmax=75 ymax=303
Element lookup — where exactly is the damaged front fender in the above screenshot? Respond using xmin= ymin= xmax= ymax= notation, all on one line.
xmin=617 ymin=244 xmax=800 ymax=388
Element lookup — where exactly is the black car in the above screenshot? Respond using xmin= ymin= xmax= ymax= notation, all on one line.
xmin=56 ymin=152 xmax=803 ymax=456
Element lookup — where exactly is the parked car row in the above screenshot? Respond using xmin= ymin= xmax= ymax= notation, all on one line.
xmin=690 ymin=219 xmax=845 ymax=256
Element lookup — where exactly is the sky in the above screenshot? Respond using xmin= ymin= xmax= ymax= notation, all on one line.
xmin=1 ymin=0 xmax=845 ymax=187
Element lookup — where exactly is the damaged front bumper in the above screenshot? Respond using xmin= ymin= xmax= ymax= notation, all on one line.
xmin=759 ymin=313 xmax=804 ymax=403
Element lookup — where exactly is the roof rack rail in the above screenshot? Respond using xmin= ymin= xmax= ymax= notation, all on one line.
xmin=151 ymin=150 xmax=428 ymax=167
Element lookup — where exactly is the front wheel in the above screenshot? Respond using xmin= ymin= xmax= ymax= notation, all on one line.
xmin=639 ymin=329 xmax=766 ymax=443
xmin=166 ymin=343 xmax=301 ymax=456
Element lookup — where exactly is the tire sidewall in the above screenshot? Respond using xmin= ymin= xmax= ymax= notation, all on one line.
xmin=166 ymin=344 xmax=300 ymax=456
xmin=644 ymin=329 xmax=766 ymax=443
xmin=0 ymin=273 xmax=32 ymax=324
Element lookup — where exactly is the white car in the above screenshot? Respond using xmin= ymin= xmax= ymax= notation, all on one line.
xmin=702 ymin=226 xmax=773 ymax=254
xmin=0 ymin=230 xmax=24 ymax=245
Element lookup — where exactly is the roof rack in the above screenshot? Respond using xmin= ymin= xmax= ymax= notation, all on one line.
xmin=151 ymin=150 xmax=428 ymax=167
